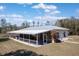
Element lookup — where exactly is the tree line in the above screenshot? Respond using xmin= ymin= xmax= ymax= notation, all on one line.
xmin=0 ymin=18 xmax=30 ymax=33
xmin=0 ymin=18 xmax=52 ymax=34
xmin=0 ymin=18 xmax=17 ymax=33
xmin=55 ymin=17 xmax=79 ymax=35
xmin=1 ymin=17 xmax=79 ymax=35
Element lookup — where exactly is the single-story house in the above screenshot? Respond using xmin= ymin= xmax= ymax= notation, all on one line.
xmin=7 ymin=26 xmax=69 ymax=47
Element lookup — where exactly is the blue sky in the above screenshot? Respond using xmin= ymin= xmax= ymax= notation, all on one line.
xmin=0 ymin=3 xmax=79 ymax=26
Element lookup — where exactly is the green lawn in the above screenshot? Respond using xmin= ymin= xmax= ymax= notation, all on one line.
xmin=0 ymin=34 xmax=79 ymax=56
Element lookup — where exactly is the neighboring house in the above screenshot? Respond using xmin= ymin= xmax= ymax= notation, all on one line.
xmin=8 ymin=26 xmax=69 ymax=47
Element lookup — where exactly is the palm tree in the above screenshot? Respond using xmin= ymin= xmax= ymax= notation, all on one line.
xmin=32 ymin=21 xmax=35 ymax=27
xmin=37 ymin=21 xmax=39 ymax=26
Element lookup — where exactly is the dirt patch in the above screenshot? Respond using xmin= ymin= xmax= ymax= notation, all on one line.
xmin=68 ymin=35 xmax=79 ymax=42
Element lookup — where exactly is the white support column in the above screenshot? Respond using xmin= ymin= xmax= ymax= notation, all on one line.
xmin=36 ymin=34 xmax=38 ymax=45
xmin=16 ymin=34 xmax=17 ymax=39
xmin=17 ymin=34 xmax=18 ymax=40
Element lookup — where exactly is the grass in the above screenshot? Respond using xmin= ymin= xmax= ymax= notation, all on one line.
xmin=0 ymin=38 xmax=10 ymax=42
xmin=0 ymin=34 xmax=79 ymax=56
xmin=0 ymin=38 xmax=39 ymax=56
xmin=68 ymin=35 xmax=79 ymax=42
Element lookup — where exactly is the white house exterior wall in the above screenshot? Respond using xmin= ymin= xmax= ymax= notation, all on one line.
xmin=58 ymin=31 xmax=69 ymax=41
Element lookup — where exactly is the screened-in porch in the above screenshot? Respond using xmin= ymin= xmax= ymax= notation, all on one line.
xmin=8 ymin=31 xmax=52 ymax=45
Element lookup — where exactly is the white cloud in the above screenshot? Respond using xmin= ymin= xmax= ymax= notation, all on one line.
xmin=50 ymin=10 xmax=61 ymax=15
xmin=17 ymin=3 xmax=32 ymax=7
xmin=34 ymin=15 xmax=67 ymax=21
xmin=32 ymin=3 xmax=60 ymax=15
xmin=0 ymin=14 xmax=25 ymax=26
xmin=32 ymin=3 xmax=57 ymax=10
xmin=17 ymin=3 xmax=32 ymax=5
xmin=33 ymin=15 xmax=67 ymax=25
xmin=76 ymin=9 xmax=79 ymax=13
xmin=76 ymin=9 xmax=79 ymax=15
xmin=0 ymin=14 xmax=24 ymax=18
xmin=9 ymin=14 xmax=24 ymax=18
xmin=25 ymin=3 xmax=33 ymax=5
xmin=0 ymin=5 xmax=5 ymax=11
xmin=45 ymin=9 xmax=50 ymax=12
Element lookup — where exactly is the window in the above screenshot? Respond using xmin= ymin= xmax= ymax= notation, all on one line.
xmin=24 ymin=34 xmax=26 ymax=38
xmin=20 ymin=34 xmax=23 ymax=38
xmin=64 ymin=32 xmax=66 ymax=37
xmin=56 ymin=32 xmax=59 ymax=38
xmin=24 ymin=34 xmax=29 ymax=39
xmin=30 ymin=35 xmax=36 ymax=40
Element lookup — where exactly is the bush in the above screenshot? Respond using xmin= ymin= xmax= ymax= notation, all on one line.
xmin=0 ymin=38 xmax=10 ymax=42
xmin=3 ymin=49 xmax=43 ymax=56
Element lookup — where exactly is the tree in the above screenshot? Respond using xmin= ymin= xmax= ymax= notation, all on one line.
xmin=0 ymin=18 xmax=7 ymax=28
xmin=45 ymin=21 xmax=50 ymax=25
xmin=12 ymin=24 xmax=18 ymax=30
xmin=55 ymin=20 xmax=61 ymax=27
xmin=0 ymin=18 xmax=7 ymax=33
xmin=37 ymin=21 xmax=39 ymax=26
xmin=22 ymin=23 xmax=26 ymax=28
xmin=55 ymin=17 xmax=79 ymax=35
xmin=32 ymin=21 xmax=35 ymax=27
xmin=25 ymin=21 xmax=30 ymax=27
xmin=21 ymin=21 xmax=30 ymax=28
xmin=6 ymin=23 xmax=12 ymax=31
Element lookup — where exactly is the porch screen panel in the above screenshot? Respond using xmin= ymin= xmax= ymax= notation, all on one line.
xmin=19 ymin=34 xmax=24 ymax=41
xmin=24 ymin=34 xmax=29 ymax=42
xmin=24 ymin=34 xmax=29 ymax=39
